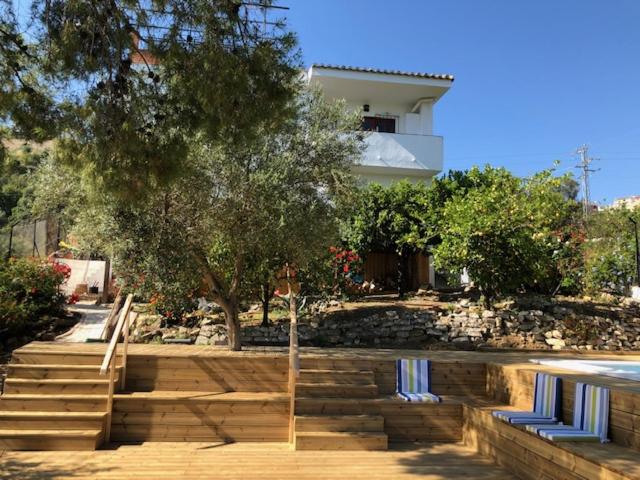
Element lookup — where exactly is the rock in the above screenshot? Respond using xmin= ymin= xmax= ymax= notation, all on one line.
xmin=452 ymin=336 xmax=470 ymax=343
xmin=545 ymin=338 xmax=566 ymax=348
xmin=551 ymin=329 xmax=563 ymax=339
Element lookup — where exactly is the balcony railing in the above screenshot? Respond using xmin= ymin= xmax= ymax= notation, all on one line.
xmin=359 ymin=131 xmax=443 ymax=174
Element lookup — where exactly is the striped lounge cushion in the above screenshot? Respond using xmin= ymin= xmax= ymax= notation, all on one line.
xmin=493 ymin=373 xmax=562 ymax=425
xmin=396 ymin=359 xmax=441 ymax=403
xmin=526 ymin=383 xmax=610 ymax=443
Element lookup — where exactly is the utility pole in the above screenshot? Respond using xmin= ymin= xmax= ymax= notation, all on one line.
xmin=630 ymin=217 xmax=640 ymax=287
xmin=575 ymin=145 xmax=599 ymax=217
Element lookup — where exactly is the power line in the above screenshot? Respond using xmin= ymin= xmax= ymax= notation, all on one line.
xmin=575 ymin=145 xmax=600 ymax=217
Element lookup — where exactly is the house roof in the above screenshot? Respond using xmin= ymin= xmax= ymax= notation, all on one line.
xmin=311 ymin=63 xmax=454 ymax=82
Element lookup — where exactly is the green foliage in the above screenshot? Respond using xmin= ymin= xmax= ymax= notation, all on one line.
xmin=433 ymin=166 xmax=578 ymax=305
xmin=342 ymin=180 xmax=434 ymax=255
xmin=45 ymin=88 xmax=361 ymax=348
xmin=2 ymin=0 xmax=300 ymax=199
xmin=583 ymin=206 xmax=640 ymax=294
xmin=0 ymin=257 xmax=69 ymax=335
xmin=0 ymin=144 xmax=49 ymax=228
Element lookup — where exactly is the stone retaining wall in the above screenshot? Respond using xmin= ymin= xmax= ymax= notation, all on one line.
xmin=186 ymin=300 xmax=640 ymax=351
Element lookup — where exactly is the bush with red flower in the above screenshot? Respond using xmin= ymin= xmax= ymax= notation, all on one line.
xmin=329 ymin=247 xmax=363 ymax=294
xmin=0 ymin=257 xmax=71 ymax=336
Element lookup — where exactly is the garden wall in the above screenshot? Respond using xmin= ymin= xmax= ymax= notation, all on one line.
xmin=183 ymin=297 xmax=640 ymax=351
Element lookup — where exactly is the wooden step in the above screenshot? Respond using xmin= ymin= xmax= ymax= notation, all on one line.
xmin=0 ymin=428 xmax=103 ymax=451
xmin=0 ymin=411 xmax=106 ymax=430
xmin=294 ymin=431 xmax=388 ymax=451
xmin=0 ymin=394 xmax=107 ymax=412
xmin=3 ymin=378 xmax=111 ymax=394
xmin=296 ymin=383 xmax=378 ymax=398
xmin=295 ymin=415 xmax=384 ymax=432
xmin=7 ymin=364 xmax=121 ymax=380
xmin=12 ymin=350 xmax=109 ymax=365
xmin=298 ymin=369 xmax=376 ymax=385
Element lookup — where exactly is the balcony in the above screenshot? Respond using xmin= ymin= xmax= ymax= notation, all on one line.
xmin=355 ymin=132 xmax=443 ymax=183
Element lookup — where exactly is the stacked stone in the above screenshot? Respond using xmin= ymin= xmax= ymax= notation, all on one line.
xmin=133 ymin=298 xmax=640 ymax=351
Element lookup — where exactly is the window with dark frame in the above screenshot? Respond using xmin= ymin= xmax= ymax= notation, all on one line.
xmin=362 ymin=116 xmax=396 ymax=133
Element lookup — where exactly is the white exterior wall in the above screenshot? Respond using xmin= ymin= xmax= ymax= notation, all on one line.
xmin=56 ymin=259 xmax=109 ymax=295
xmin=307 ymin=65 xmax=452 ymax=185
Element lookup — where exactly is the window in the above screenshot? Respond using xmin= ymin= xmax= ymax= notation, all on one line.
xmin=362 ymin=116 xmax=396 ymax=133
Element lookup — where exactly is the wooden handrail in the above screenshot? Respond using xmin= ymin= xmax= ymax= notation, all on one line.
xmin=99 ymin=294 xmax=133 ymax=375
xmin=100 ymin=293 xmax=133 ymax=443
xmin=100 ymin=290 xmax=123 ymax=341
xmin=287 ymin=292 xmax=300 ymax=445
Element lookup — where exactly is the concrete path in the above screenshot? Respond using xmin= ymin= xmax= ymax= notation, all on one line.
xmin=56 ymin=301 xmax=112 ymax=342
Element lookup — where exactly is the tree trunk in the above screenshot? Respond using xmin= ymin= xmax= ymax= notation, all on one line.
xmin=397 ymin=251 xmax=409 ymax=299
xmin=100 ymin=257 xmax=111 ymax=305
xmin=479 ymin=285 xmax=494 ymax=310
xmin=194 ymin=253 xmax=243 ymax=350
xmin=221 ymin=297 xmax=242 ymax=351
xmin=261 ymin=282 xmax=271 ymax=327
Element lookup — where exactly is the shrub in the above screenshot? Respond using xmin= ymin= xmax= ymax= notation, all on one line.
xmin=583 ymin=206 xmax=640 ymax=295
xmin=434 ymin=167 xmax=577 ymax=306
xmin=0 ymin=257 xmax=70 ymax=336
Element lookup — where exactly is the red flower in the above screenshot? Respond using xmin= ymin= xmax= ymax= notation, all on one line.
xmin=51 ymin=262 xmax=72 ymax=280
xmin=343 ymin=264 xmax=349 ymax=273
xmin=68 ymin=293 xmax=80 ymax=305
xmin=31 ymin=287 xmax=38 ymax=294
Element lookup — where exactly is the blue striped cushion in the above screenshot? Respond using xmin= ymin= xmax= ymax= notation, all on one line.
xmin=396 ymin=359 xmax=441 ymax=403
xmin=398 ymin=392 xmax=441 ymax=403
xmin=525 ymin=425 xmax=600 ymax=442
xmin=492 ymin=373 xmax=562 ymax=425
xmin=527 ymin=383 xmax=610 ymax=443
xmin=492 ymin=411 xmax=558 ymax=425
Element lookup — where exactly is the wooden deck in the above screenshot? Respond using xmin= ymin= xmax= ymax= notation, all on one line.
xmin=0 ymin=441 xmax=519 ymax=479
xmin=3 ymin=342 xmax=640 ymax=479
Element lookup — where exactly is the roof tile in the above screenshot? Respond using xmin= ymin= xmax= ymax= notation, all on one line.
xmin=311 ymin=63 xmax=454 ymax=81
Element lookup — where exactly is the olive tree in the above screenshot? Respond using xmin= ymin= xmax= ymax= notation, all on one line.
xmin=59 ymin=90 xmax=361 ymax=350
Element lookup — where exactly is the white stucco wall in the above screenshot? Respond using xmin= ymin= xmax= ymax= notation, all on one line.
xmin=56 ymin=259 xmax=108 ymax=295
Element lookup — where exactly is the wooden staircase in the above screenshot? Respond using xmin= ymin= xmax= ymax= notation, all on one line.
xmin=293 ymin=368 xmax=388 ymax=451
xmin=0 ymin=354 xmax=119 ymax=450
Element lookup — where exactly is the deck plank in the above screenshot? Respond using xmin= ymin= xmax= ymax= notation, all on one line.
xmin=0 ymin=441 xmax=518 ymax=479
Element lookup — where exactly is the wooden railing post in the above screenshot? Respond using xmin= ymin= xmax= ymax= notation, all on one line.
xmin=288 ymin=322 xmax=298 ymax=444
xmin=105 ymin=348 xmax=117 ymax=443
xmin=286 ymin=269 xmax=299 ymax=445
xmin=99 ymin=293 xmax=133 ymax=446
xmin=120 ymin=312 xmax=135 ymax=391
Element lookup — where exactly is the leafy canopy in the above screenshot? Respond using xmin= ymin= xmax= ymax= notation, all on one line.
xmin=2 ymin=0 xmax=300 ymax=198
xmin=342 ymin=180 xmax=435 ymax=256
xmin=434 ymin=166 xmax=577 ymax=305
xmin=583 ymin=206 xmax=640 ymax=294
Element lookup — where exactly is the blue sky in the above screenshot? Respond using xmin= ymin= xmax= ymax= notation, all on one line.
xmin=281 ymin=0 xmax=640 ymax=204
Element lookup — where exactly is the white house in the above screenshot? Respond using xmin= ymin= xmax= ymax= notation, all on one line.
xmin=306 ymin=64 xmax=453 ymax=186
xmin=307 ymin=64 xmax=454 ymax=290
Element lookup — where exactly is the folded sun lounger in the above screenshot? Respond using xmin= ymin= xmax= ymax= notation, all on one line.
xmin=525 ymin=382 xmax=610 ymax=443
xmin=396 ymin=359 xmax=440 ymax=403
xmin=493 ymin=373 xmax=562 ymax=425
